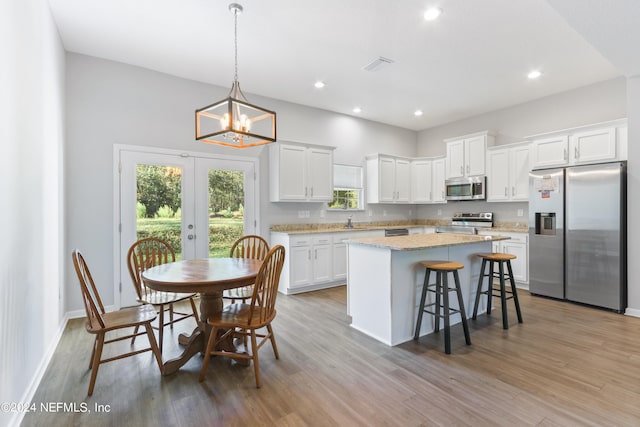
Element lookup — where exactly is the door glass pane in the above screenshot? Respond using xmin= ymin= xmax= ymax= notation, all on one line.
xmin=207 ymin=169 xmax=245 ymax=257
xmin=135 ymin=164 xmax=184 ymax=260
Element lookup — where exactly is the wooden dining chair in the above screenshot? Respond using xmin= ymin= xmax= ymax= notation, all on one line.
xmin=72 ymin=250 xmax=163 ymax=395
xmin=222 ymin=235 xmax=270 ymax=304
xmin=127 ymin=237 xmax=198 ymax=353
xmin=199 ymin=245 xmax=285 ymax=388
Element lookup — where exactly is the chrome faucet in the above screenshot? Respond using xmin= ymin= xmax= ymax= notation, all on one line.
xmin=346 ymin=215 xmax=353 ymax=229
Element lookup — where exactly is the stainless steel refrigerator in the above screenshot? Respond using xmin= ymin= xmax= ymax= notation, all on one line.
xmin=528 ymin=162 xmax=626 ymax=312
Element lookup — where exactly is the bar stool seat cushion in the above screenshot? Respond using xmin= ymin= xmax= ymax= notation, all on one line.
xmin=419 ymin=260 xmax=464 ymax=271
xmin=476 ymin=252 xmax=517 ymax=261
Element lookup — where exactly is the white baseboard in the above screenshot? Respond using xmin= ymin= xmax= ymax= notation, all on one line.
xmin=625 ymin=307 xmax=640 ymax=318
xmin=10 ymin=312 xmax=70 ymax=427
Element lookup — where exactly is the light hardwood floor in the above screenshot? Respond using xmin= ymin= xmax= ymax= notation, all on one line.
xmin=22 ymin=287 xmax=640 ymax=426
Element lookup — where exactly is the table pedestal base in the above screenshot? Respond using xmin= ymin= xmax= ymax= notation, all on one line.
xmin=161 ymin=291 xmax=248 ymax=375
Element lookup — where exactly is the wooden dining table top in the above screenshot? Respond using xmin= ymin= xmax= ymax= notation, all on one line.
xmin=141 ymin=257 xmax=262 ymax=294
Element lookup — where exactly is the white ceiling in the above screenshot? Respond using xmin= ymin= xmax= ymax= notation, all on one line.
xmin=48 ymin=0 xmax=624 ymax=131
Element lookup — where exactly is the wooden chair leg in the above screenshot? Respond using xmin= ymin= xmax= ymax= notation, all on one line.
xmin=89 ymin=339 xmax=97 ymax=369
xmin=144 ymin=322 xmax=164 ymax=372
xmin=169 ymin=303 xmax=174 ymax=327
xmin=131 ymin=325 xmax=139 ymax=346
xmin=267 ymin=323 xmax=279 ymax=359
xmin=189 ymin=297 xmax=198 ymax=321
xmin=250 ymin=329 xmax=261 ymax=388
xmin=88 ymin=332 xmax=105 ymax=396
xmin=158 ymin=306 xmax=165 ymax=354
xmin=199 ymin=325 xmax=219 ymax=382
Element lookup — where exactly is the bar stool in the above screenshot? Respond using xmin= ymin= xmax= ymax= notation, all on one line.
xmin=414 ymin=260 xmax=471 ymax=354
xmin=472 ymin=253 xmax=523 ymax=329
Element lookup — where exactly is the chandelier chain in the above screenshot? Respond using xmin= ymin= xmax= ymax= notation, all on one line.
xmin=233 ymin=8 xmax=238 ymax=83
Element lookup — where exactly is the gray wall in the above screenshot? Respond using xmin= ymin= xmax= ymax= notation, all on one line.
xmin=415 ymin=77 xmax=627 ymax=223
xmin=65 ymin=53 xmax=417 ymax=312
xmin=0 ymin=0 xmax=65 ymax=423
xmin=417 ymin=77 xmax=627 ymax=155
xmin=627 ymin=76 xmax=640 ymax=315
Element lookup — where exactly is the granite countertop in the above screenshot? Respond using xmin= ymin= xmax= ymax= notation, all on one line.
xmin=270 ymin=220 xmax=527 ymax=235
xmin=347 ymin=232 xmax=510 ymax=251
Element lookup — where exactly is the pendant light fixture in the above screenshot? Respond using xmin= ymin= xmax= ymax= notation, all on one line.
xmin=195 ymin=3 xmax=276 ymax=148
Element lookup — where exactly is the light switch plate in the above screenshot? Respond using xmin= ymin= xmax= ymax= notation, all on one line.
xmin=517 ymin=209 xmax=524 ymax=217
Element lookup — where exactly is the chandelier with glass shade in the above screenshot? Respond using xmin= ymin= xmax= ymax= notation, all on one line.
xmin=195 ymin=3 xmax=276 ymax=148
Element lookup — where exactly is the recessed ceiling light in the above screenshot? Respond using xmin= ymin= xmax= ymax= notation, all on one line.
xmin=314 ymin=81 xmax=325 ymax=88
xmin=353 ymin=107 xmax=362 ymax=113
xmin=527 ymin=70 xmax=542 ymax=79
xmin=414 ymin=110 xmax=423 ymax=116
xmin=424 ymin=7 xmax=442 ymax=21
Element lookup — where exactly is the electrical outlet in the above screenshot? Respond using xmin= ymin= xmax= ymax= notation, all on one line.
xmin=298 ymin=210 xmax=305 ymax=218
xmin=383 ymin=210 xmax=387 ymax=216
xmin=305 ymin=210 xmax=310 ymax=218
xmin=409 ymin=210 xmax=412 ymax=216
xmin=368 ymin=209 xmax=373 ymax=217
xmin=517 ymin=209 xmax=524 ymax=217
xmin=320 ymin=210 xmax=325 ymax=218
xmin=437 ymin=209 xmax=442 ymax=216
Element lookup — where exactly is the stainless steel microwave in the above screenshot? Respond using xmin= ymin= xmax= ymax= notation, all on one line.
xmin=445 ymin=176 xmax=486 ymax=201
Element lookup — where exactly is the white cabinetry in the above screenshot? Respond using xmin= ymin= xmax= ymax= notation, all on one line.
xmin=332 ymin=234 xmax=349 ymax=281
xmin=410 ymin=156 xmax=447 ymax=204
xmin=529 ymin=119 xmax=627 ymax=169
xmin=272 ymin=230 xmax=384 ymax=294
xmin=366 ymin=154 xmax=411 ymax=203
xmin=445 ymin=131 xmax=494 ymax=179
xmin=432 ymin=158 xmax=447 ymax=203
xmin=270 ymin=141 xmax=334 ymax=202
xmin=486 ymin=143 xmax=530 ymax=202
xmin=477 ymin=231 xmax=528 ymax=287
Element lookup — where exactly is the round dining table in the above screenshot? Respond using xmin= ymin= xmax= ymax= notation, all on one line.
xmin=142 ymin=257 xmax=262 ymax=375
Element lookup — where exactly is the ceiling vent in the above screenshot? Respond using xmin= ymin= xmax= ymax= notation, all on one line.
xmin=362 ymin=56 xmax=395 ymax=71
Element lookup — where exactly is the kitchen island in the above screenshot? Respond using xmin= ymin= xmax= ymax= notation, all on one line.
xmin=347 ymin=233 xmax=509 ymax=346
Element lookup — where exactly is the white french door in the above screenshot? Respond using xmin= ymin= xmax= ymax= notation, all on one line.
xmin=115 ymin=146 xmax=259 ymax=308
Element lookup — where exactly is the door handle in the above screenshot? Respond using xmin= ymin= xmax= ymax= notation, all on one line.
xmin=563 ymin=148 xmax=567 ymax=160
xmin=574 ymin=147 xmax=579 ymax=159
xmin=512 ymin=187 xmax=515 ymax=196
xmin=504 ymin=187 xmax=508 ymax=197
xmin=310 ymin=187 xmax=313 ymax=197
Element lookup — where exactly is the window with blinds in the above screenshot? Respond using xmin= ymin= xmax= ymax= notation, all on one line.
xmin=327 ymin=164 xmax=363 ymax=210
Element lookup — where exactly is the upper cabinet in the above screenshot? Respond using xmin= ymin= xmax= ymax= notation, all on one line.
xmin=366 ymin=154 xmax=411 ymax=203
xmin=529 ymin=119 xmax=627 ymax=169
xmin=445 ymin=131 xmax=495 ymax=179
xmin=486 ymin=143 xmax=530 ymax=202
xmin=410 ymin=156 xmax=447 ymax=204
xmin=270 ymin=141 xmax=335 ymax=202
